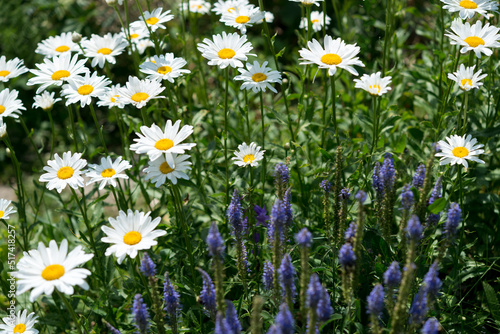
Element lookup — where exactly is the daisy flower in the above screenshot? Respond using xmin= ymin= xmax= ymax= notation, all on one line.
xmin=12 ymin=239 xmax=94 ymax=302
xmin=299 ymin=11 xmax=331 ymax=32
xmin=181 ymin=0 xmax=212 ymax=14
xmin=220 ymin=4 xmax=265 ymax=34
xmin=122 ymin=25 xmax=150 ymax=43
xmin=82 ymin=33 xmax=128 ymax=68
xmin=60 ymin=71 xmax=111 ymax=107
xmin=234 ymin=61 xmax=282 ymax=93
xmin=97 ymin=84 xmax=126 ymax=109
xmin=101 ymin=209 xmax=166 ymax=264
xmin=35 ymin=32 xmax=82 ymax=58
xmin=27 ymin=53 xmax=89 ymax=94
xmin=86 ymin=156 xmax=132 ymax=190
xmin=232 ymin=142 xmax=265 ymax=167
xmin=130 ymin=8 xmax=174 ymax=32
xmin=117 ymin=76 xmax=165 ymax=108
xmin=0 ymin=198 xmax=16 ymax=220
xmin=448 ymin=64 xmax=487 ymax=91
xmin=299 ymin=35 xmax=365 ymax=76
xmin=0 ymin=119 xmax=6 ymax=138
xmin=130 ymin=120 xmax=196 ymax=164
xmin=435 ymin=134 xmax=485 ymax=170
xmin=39 ymin=151 xmax=87 ymax=193
xmin=0 ymin=310 xmax=38 ymax=334
xmin=33 ymin=91 xmax=62 ymax=110
xmin=0 ymin=88 xmax=26 ymax=120
xmin=353 ymin=72 xmax=392 ymax=96
xmin=212 ymin=0 xmax=249 ymax=16
xmin=134 ymin=39 xmax=155 ymax=54
xmin=197 ymin=31 xmax=255 ymax=69
xmin=289 ymin=0 xmax=324 ymax=6
xmin=139 ymin=53 xmax=191 ymax=83
xmin=441 ymin=0 xmax=498 ymax=19
xmin=445 ymin=18 xmax=500 ymax=58
xmin=0 ymin=56 xmax=29 ymax=82
xmin=143 ymin=154 xmax=192 ymax=186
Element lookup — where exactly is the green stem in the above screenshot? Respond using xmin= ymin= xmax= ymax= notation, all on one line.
xmin=259 ymin=91 xmax=266 ymax=205
xmin=224 ymin=68 xmax=230 ymax=207
xmin=330 ymin=75 xmax=339 ymax=146
xmin=67 ymin=104 xmax=79 ymax=152
xmin=57 ymin=291 xmax=84 ymax=334
xmin=47 ymin=109 xmax=57 ymax=158
xmin=370 ymin=96 xmax=379 ymax=156
xmin=89 ymin=103 xmax=108 ymax=154
xmin=19 ymin=117 xmax=43 ymax=165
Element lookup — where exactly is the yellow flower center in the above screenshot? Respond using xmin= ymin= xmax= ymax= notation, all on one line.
xmin=131 ymin=92 xmax=149 ymax=102
xmin=55 ymin=45 xmax=70 ymax=52
xmin=460 ymin=78 xmax=473 ymax=88
xmin=130 ymin=33 xmax=139 ymax=39
xmin=41 ymin=264 xmax=65 ymax=281
xmin=369 ymin=84 xmax=381 ymax=94
xmin=160 ymin=161 xmax=174 ymax=174
xmin=51 ymin=70 xmax=71 ymax=81
xmin=228 ymin=7 xmax=235 ymax=12
xmin=101 ymin=168 xmax=116 ymax=178
xmin=193 ymin=4 xmax=202 ymax=9
xmin=57 ymin=166 xmax=74 ymax=180
xmin=452 ymin=146 xmax=469 ymax=158
xmin=78 ymin=85 xmax=94 ymax=95
xmin=321 ymin=53 xmax=342 ymax=65
xmin=13 ymin=324 xmax=26 ymax=333
xmin=97 ymin=47 xmax=112 ymax=55
xmin=111 ymin=95 xmax=119 ymax=102
xmin=243 ymin=154 xmax=255 ymax=163
xmin=235 ymin=15 xmax=250 ymax=24
xmin=0 ymin=211 xmax=4 ymax=219
xmin=155 ymin=138 xmax=174 ymax=151
xmin=0 ymin=70 xmax=10 ymax=77
xmin=146 ymin=17 xmax=159 ymax=25
xmin=464 ymin=36 xmax=485 ymax=48
xmin=218 ymin=48 xmax=236 ymax=59
xmin=252 ymin=73 xmax=267 ymax=82
xmin=459 ymin=0 xmax=478 ymax=8
xmin=123 ymin=231 xmax=142 ymax=245
xmin=311 ymin=19 xmax=319 ymax=23
xmin=0 ymin=105 xmax=5 ymax=114
xmin=157 ymin=66 xmax=173 ymax=74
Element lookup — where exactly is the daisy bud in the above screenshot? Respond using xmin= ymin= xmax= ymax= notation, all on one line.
xmin=105 ymin=0 xmax=118 ymax=5
xmin=71 ymin=32 xmax=82 ymax=43
xmin=0 ymin=119 xmax=6 ymax=138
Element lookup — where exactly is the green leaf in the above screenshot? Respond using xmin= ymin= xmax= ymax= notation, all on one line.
xmin=394 ymin=135 xmax=407 ymax=153
xmin=427 ymin=197 xmax=447 ymax=214
xmin=483 ymin=281 xmax=500 ymax=322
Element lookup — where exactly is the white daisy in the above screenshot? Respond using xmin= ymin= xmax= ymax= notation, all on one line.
xmin=220 ymin=4 xmax=265 ymax=34
xmin=181 ymin=0 xmax=212 ymax=14
xmin=445 ymin=18 xmax=500 ymax=58
xmin=122 ymin=25 xmax=150 ymax=43
xmin=234 ymin=61 xmax=282 ymax=93
xmin=130 ymin=7 xmax=174 ymax=32
xmin=299 ymin=11 xmax=331 ymax=32
xmin=134 ymin=39 xmax=155 ymax=54
xmin=85 ymin=156 xmax=132 ymax=190
xmin=0 ymin=119 xmax=6 ymax=138
xmin=448 ymin=64 xmax=487 ymax=91
xmin=39 ymin=151 xmax=87 ymax=193
xmin=299 ymin=35 xmax=365 ymax=76
xmin=82 ymin=33 xmax=128 ymax=68
xmin=97 ymin=84 xmax=126 ymax=109
xmin=0 ymin=88 xmax=26 ymax=120
xmin=353 ymin=72 xmax=392 ymax=96
xmin=289 ymin=0 xmax=324 ymax=6
xmin=60 ymin=71 xmax=111 ymax=107
xmin=232 ymin=142 xmax=265 ymax=167
xmin=197 ymin=31 xmax=255 ymax=69
xmin=212 ymin=0 xmax=249 ymax=16
xmin=117 ymin=76 xmax=165 ymax=108
xmin=33 ymin=91 xmax=62 ymax=110
xmin=0 ymin=56 xmax=29 ymax=82
xmin=130 ymin=120 xmax=196 ymax=165
xmin=143 ymin=154 xmax=192 ymax=186
xmin=0 ymin=198 xmax=16 ymax=220
xmin=27 ymin=53 xmax=90 ymax=94
xmin=263 ymin=11 xmax=275 ymax=23
xmin=12 ymin=239 xmax=94 ymax=302
xmin=441 ymin=0 xmax=498 ymax=19
xmin=435 ymin=134 xmax=485 ymax=170
xmin=101 ymin=209 xmax=166 ymax=264
xmin=35 ymin=32 xmax=83 ymax=58
xmin=0 ymin=310 xmax=38 ymax=334
xmin=139 ymin=53 xmax=191 ymax=83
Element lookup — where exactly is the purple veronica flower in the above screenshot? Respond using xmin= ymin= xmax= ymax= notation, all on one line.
xmin=279 ymin=254 xmax=296 ymax=300
xmin=338 ymin=243 xmax=356 ymax=268
xmin=207 ymin=222 xmax=225 ymax=257
xmin=132 ymin=294 xmax=150 ymax=334
xmin=228 ymin=189 xmax=246 ymax=237
xmin=225 ymin=300 xmax=241 ymax=334
xmin=215 ymin=312 xmax=231 ymax=334
xmin=254 ymin=205 xmax=270 ymax=227
xmin=355 ymin=190 xmax=367 ymax=204
xmin=275 ymin=303 xmax=294 ymax=334
xmin=412 ymin=164 xmax=426 ymax=189
xmin=274 ymin=163 xmax=290 ymax=187
xmin=383 ymin=261 xmax=402 ymax=288
xmin=295 ymin=228 xmax=312 ymax=248
xmin=444 ymin=202 xmax=461 ymax=240
xmin=139 ymin=253 xmax=156 ymax=277
xmin=163 ymin=272 xmax=181 ymax=318
xmin=344 ymin=222 xmax=357 ymax=243
xmin=263 ymin=260 xmax=274 ymax=291
xmin=409 ymin=288 xmax=428 ymax=325
xmin=339 ymin=187 xmax=351 ymax=200
xmin=421 ymin=317 xmax=439 ymax=334
xmin=423 ymin=262 xmax=442 ymax=298
xmin=198 ymin=268 xmax=216 ymax=316
xmin=406 ymin=214 xmax=423 ymax=241
xmin=320 ymin=180 xmax=332 ymax=194
xmin=367 ymin=284 xmax=385 ymax=317
xmin=401 ymin=183 xmax=415 ymax=211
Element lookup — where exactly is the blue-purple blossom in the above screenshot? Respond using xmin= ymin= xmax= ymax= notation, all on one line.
xmin=279 ymin=254 xmax=296 ymax=300
xmin=355 ymin=190 xmax=367 ymax=204
xmin=444 ymin=202 xmax=461 ymax=240
xmin=372 ymin=154 xmax=396 ymax=198
xmin=406 ymin=215 xmax=423 ymax=241
xmin=367 ymin=284 xmax=385 ymax=318
xmin=266 ymin=325 xmax=279 ymax=334
xmin=384 ymin=261 xmax=402 ymax=288
xmin=317 ymin=286 xmax=333 ymax=322
xmin=225 ymin=300 xmax=241 ymax=334
xmin=344 ymin=222 xmax=357 ymax=243
xmin=275 ymin=303 xmax=294 ymax=334
xmin=421 ymin=317 xmax=439 ymax=334
xmin=139 ymin=253 xmax=156 ymax=278
xmin=274 ymin=163 xmax=290 ymax=188
xmin=338 ymin=243 xmax=356 ymax=268
xmin=198 ymin=268 xmax=216 ymax=316
xmin=307 ymin=274 xmax=323 ymax=308
xmin=227 ymin=189 xmax=246 ymax=237
xmin=132 ymin=294 xmax=150 ymax=334
xmin=409 ymin=288 xmax=428 ymax=324
xmin=423 ymin=262 xmax=442 ymax=298
xmin=254 ymin=205 xmax=270 ymax=227
xmin=320 ymin=180 xmax=332 ymax=194
xmin=268 ymin=198 xmax=286 ymax=244
xmin=401 ymin=184 xmax=415 ymax=211
xmin=339 ymin=187 xmax=351 ymax=200
xmin=283 ymin=188 xmax=294 ymax=230
xmin=295 ymin=228 xmax=312 ymax=248
xmin=215 ymin=312 xmax=231 ymax=334
xmin=263 ymin=260 xmax=274 ymax=291
xmin=163 ymin=272 xmax=181 ymax=317
xmin=104 ymin=321 xmax=122 ymax=334
xmin=207 ymin=222 xmax=225 ymax=257
xmin=412 ymin=164 xmax=426 ymax=189
xmin=373 ymin=162 xmax=383 ymax=197
xmin=427 ymin=177 xmax=443 ymax=225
